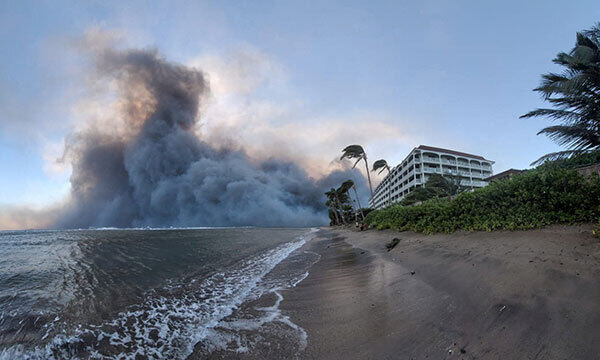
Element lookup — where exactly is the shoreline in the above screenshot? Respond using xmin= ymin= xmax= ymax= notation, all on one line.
xmin=279 ymin=224 xmax=600 ymax=359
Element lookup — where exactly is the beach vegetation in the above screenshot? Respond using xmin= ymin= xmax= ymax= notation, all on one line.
xmin=536 ymin=149 xmax=600 ymax=171
xmin=364 ymin=168 xmax=600 ymax=234
xmin=400 ymin=174 xmax=463 ymax=206
xmin=341 ymin=179 xmax=365 ymax=221
xmin=521 ymin=23 xmax=600 ymax=165
xmin=325 ymin=181 xmax=361 ymax=225
xmin=359 ymin=207 xmax=374 ymax=218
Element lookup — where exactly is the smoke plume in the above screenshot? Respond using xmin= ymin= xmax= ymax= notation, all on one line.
xmin=52 ymin=44 xmax=367 ymax=228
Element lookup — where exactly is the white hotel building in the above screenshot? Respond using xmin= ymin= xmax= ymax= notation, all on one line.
xmin=369 ymin=145 xmax=494 ymax=209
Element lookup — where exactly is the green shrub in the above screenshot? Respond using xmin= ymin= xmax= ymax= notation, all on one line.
xmin=364 ymin=168 xmax=600 ymax=234
xmin=594 ymin=221 xmax=600 ymax=238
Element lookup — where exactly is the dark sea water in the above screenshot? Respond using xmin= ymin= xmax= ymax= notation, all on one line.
xmin=0 ymin=227 xmax=319 ymax=359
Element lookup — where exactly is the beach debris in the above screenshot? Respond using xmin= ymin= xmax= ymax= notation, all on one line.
xmin=460 ymin=347 xmax=467 ymax=354
xmin=410 ymin=271 xmax=416 ymax=275
xmin=499 ymin=305 xmax=507 ymax=312
xmin=386 ymin=238 xmax=400 ymax=251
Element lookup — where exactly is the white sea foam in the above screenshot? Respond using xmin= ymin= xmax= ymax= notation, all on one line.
xmin=198 ymin=229 xmax=321 ymax=357
xmin=0 ymin=228 xmax=319 ymax=360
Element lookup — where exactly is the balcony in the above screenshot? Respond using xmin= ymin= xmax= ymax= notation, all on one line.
xmin=423 ymin=167 xmax=441 ymax=174
xmin=442 ymin=168 xmax=458 ymax=175
xmin=441 ymin=158 xmax=457 ymax=165
xmin=460 ymin=180 xmax=488 ymax=187
xmin=423 ymin=156 xmax=440 ymax=163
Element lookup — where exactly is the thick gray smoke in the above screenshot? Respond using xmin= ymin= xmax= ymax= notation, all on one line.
xmin=54 ymin=47 xmax=368 ymax=228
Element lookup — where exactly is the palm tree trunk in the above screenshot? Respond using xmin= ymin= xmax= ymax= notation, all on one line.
xmin=335 ymin=195 xmax=346 ymax=224
xmin=352 ymin=185 xmax=365 ymax=220
xmin=363 ymin=156 xmax=373 ymax=197
xmin=329 ymin=205 xmax=340 ymax=225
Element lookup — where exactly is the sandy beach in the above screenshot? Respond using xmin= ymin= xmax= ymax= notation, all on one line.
xmin=278 ymin=225 xmax=600 ymax=359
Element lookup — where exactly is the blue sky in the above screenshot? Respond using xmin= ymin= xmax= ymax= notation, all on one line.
xmin=1 ymin=0 xmax=600 ymax=208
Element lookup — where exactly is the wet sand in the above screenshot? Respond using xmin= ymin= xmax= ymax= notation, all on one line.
xmin=281 ymin=225 xmax=600 ymax=359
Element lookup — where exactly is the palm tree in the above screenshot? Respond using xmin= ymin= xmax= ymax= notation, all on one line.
xmin=324 ymin=189 xmax=341 ymax=225
xmin=326 ymin=187 xmax=348 ymax=224
xmin=336 ymin=183 xmax=353 ymax=224
xmin=372 ymin=159 xmax=391 ymax=175
xmin=340 ymin=179 xmax=364 ymax=221
xmin=521 ymin=24 xmax=600 ymax=165
xmin=372 ymin=159 xmax=391 ymax=206
xmin=340 ymin=145 xmax=373 ymax=197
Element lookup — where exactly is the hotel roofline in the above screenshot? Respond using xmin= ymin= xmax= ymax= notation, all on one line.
xmin=416 ymin=145 xmax=495 ymax=163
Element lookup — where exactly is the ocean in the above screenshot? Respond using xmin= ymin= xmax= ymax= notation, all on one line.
xmin=0 ymin=227 xmax=319 ymax=359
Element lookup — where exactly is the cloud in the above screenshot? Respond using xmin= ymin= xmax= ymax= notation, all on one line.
xmin=189 ymin=46 xmax=418 ymax=179
xmin=0 ymin=30 xmax=418 ymax=229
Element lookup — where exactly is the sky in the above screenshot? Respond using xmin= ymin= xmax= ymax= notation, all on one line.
xmin=0 ymin=0 xmax=599 ymax=214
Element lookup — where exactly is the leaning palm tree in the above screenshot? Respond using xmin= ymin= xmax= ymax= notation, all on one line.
xmin=372 ymin=159 xmax=391 ymax=206
xmin=340 ymin=179 xmax=365 ymax=221
xmin=340 ymin=145 xmax=373 ymax=197
xmin=521 ymin=24 xmax=600 ymax=165
xmin=372 ymin=159 xmax=391 ymax=175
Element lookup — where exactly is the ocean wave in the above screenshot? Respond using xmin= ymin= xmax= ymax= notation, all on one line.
xmin=0 ymin=228 xmax=318 ymax=360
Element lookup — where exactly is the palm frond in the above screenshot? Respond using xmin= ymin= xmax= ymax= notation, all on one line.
xmin=522 ymin=23 xmax=600 ymax=162
xmin=530 ymin=150 xmax=584 ymax=166
xmin=371 ymin=159 xmax=390 ymax=174
xmin=340 ymin=145 xmax=365 ymax=161
xmin=340 ymin=180 xmax=354 ymax=193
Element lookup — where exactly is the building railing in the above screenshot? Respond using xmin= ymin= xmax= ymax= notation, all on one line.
xmin=442 ymin=169 xmax=458 ymax=175
xmin=460 ymin=180 xmax=488 ymax=187
xmin=423 ymin=167 xmax=441 ymax=173
xmin=423 ymin=156 xmax=439 ymax=163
